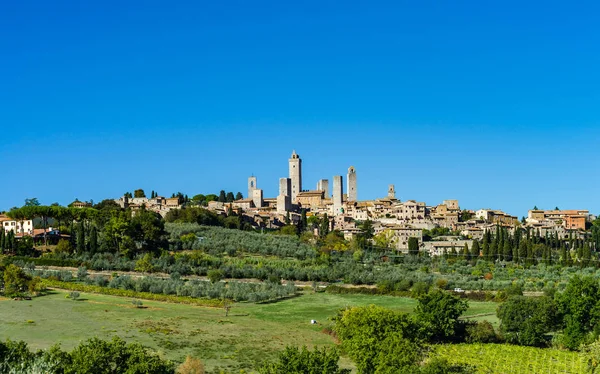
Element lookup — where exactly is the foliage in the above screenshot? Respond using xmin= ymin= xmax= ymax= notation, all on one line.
xmin=177 ymin=356 xmax=205 ymax=374
xmin=207 ymin=269 xmax=224 ymax=283
xmin=259 ymin=346 xmax=350 ymax=374
xmin=556 ymin=275 xmax=600 ymax=350
xmin=69 ymin=291 xmax=80 ymax=300
xmin=332 ymin=305 xmax=422 ymax=373
xmin=414 ymin=290 xmax=469 ymax=342
xmin=434 ymin=343 xmax=586 ymax=374
xmin=3 ymin=264 xmax=32 ymax=297
xmin=465 ymin=321 xmax=498 ymax=344
xmin=497 ymin=296 xmax=557 ymax=346
xmin=0 ymin=337 xmax=174 ymax=374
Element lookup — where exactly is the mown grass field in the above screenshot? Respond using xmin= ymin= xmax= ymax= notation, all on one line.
xmin=434 ymin=343 xmax=587 ymax=374
xmin=0 ymin=290 xmax=497 ymax=372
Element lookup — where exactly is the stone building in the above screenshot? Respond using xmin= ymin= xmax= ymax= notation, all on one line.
xmin=277 ymin=177 xmax=292 ymax=214
xmin=332 ymin=175 xmax=343 ymax=215
xmin=248 ymin=176 xmax=257 ymax=200
xmin=347 ymin=166 xmax=357 ymax=202
xmin=317 ymin=179 xmax=329 ymax=198
xmin=296 ymin=190 xmax=325 ymax=209
xmin=289 ymin=151 xmax=302 ymax=203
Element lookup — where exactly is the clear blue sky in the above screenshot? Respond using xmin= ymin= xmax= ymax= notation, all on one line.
xmin=1 ymin=1 xmax=599 ymax=217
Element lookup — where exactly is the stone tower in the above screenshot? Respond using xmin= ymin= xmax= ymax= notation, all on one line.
xmin=289 ymin=150 xmax=302 ymax=203
xmin=317 ymin=179 xmax=329 ymax=198
xmin=277 ymin=178 xmax=292 ymax=214
xmin=333 ymin=175 xmax=343 ymax=215
xmin=347 ymin=166 xmax=357 ymax=202
xmin=248 ymin=176 xmax=257 ymax=200
xmin=252 ymin=189 xmax=263 ymax=208
xmin=388 ymin=184 xmax=396 ymax=199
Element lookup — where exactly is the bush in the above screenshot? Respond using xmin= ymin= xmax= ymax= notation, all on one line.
xmin=69 ymin=291 xmax=80 ymax=300
xmin=466 ymin=321 xmax=498 ymax=343
xmin=207 ymin=269 xmax=224 ymax=283
xmin=411 ymin=282 xmax=430 ymax=298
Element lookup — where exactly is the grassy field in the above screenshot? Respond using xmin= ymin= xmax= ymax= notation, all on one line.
xmin=0 ymin=290 xmax=497 ymax=373
xmin=434 ymin=343 xmax=588 ymax=374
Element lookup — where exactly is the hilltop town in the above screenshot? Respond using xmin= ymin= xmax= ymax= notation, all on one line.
xmin=5 ymin=150 xmax=592 ymax=258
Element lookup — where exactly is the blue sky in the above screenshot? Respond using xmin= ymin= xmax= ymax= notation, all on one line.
xmin=1 ymin=1 xmax=599 ymax=217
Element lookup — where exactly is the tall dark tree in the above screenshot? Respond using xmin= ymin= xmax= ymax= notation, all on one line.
xmin=134 ymin=189 xmax=146 ymax=198
xmin=89 ymin=225 xmax=98 ymax=254
xmin=218 ymin=190 xmax=227 ymax=203
xmin=462 ymin=243 xmax=470 ymax=260
xmin=300 ymin=209 xmax=308 ymax=232
xmin=471 ymin=240 xmax=480 ymax=259
xmin=235 ymin=192 xmax=243 ymax=200
xmin=319 ymin=214 xmax=330 ymax=237
xmin=76 ymin=221 xmax=85 ymax=253
xmin=408 ymin=237 xmax=419 ymax=256
xmin=226 ymin=192 xmax=235 ymax=202
xmin=503 ymin=240 xmax=512 ymax=261
xmin=482 ymin=231 xmax=490 ymax=260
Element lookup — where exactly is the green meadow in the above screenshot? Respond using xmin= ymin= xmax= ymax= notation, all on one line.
xmin=0 ymin=290 xmax=498 ymax=372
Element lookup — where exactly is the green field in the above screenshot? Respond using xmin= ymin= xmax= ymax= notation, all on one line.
xmin=0 ymin=290 xmax=497 ymax=372
xmin=434 ymin=343 xmax=587 ymax=374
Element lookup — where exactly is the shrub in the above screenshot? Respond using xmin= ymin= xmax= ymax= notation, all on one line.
xmin=69 ymin=291 xmax=80 ymax=300
xmin=466 ymin=321 xmax=498 ymax=343
xmin=411 ymin=281 xmax=430 ymax=298
xmin=207 ymin=269 xmax=224 ymax=283
xmin=177 ymin=355 xmax=205 ymax=374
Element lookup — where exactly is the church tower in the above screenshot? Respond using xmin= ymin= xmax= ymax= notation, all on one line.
xmin=248 ymin=176 xmax=257 ymax=200
xmin=347 ymin=166 xmax=357 ymax=202
xmin=289 ymin=150 xmax=302 ymax=203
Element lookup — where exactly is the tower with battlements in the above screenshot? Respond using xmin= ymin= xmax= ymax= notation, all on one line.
xmin=289 ymin=150 xmax=302 ymax=203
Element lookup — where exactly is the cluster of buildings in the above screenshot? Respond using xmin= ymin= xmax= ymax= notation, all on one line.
xmin=205 ymin=150 xmax=596 ymax=255
xmin=114 ymin=195 xmax=182 ymax=217
xmin=3 ymin=150 xmax=595 ymax=256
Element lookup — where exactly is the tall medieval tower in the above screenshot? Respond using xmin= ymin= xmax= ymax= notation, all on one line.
xmin=347 ymin=166 xmax=357 ymax=202
xmin=289 ymin=150 xmax=302 ymax=203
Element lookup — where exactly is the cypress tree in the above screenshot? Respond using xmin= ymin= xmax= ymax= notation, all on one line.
xmin=482 ymin=238 xmax=489 ymax=261
xmin=463 ymin=243 xmax=470 ymax=260
xmin=300 ymin=209 xmax=307 ymax=233
xmin=471 ymin=240 xmax=480 ymax=259
xmin=0 ymin=229 xmax=4 ymax=252
xmin=89 ymin=226 xmax=98 ymax=254
xmin=319 ymin=214 xmax=329 ymax=237
xmin=518 ymin=240 xmax=527 ymax=264
xmin=503 ymin=240 xmax=512 ymax=261
xmin=218 ymin=190 xmax=226 ymax=203
xmin=490 ymin=241 xmax=497 ymax=262
xmin=76 ymin=221 xmax=85 ymax=253
xmin=560 ymin=244 xmax=567 ymax=266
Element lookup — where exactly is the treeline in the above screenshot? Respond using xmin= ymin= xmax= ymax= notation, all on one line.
xmin=496 ymin=275 xmax=600 ymax=351
xmin=454 ymin=225 xmax=600 ymax=266
xmin=0 ymin=337 xmax=174 ymax=373
xmin=30 ymin=269 xmax=297 ymax=303
xmin=4 ymin=203 xmax=168 ymax=258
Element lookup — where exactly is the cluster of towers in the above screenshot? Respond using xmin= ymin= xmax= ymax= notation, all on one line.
xmin=247 ymin=150 xmax=359 ymax=215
